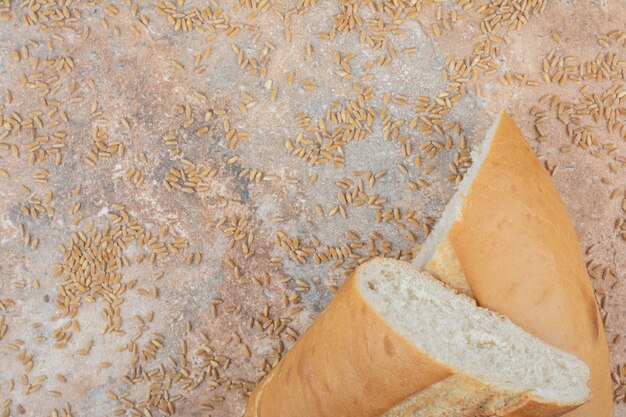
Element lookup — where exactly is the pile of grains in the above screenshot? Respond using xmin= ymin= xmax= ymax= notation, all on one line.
xmin=0 ymin=1 xmax=624 ymax=416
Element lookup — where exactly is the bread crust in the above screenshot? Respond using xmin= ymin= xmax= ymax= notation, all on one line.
xmin=385 ymin=372 xmax=581 ymax=417
xmin=244 ymin=273 xmax=454 ymax=417
xmin=245 ymin=259 xmax=588 ymax=417
xmin=423 ymin=112 xmax=612 ymax=417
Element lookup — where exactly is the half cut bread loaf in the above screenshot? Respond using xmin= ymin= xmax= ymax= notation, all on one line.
xmin=245 ymin=258 xmax=590 ymax=417
xmin=412 ymin=111 xmax=612 ymax=416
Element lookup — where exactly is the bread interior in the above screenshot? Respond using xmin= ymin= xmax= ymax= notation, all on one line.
xmin=357 ymin=258 xmax=590 ymax=405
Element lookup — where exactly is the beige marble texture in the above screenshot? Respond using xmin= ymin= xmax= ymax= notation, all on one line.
xmin=0 ymin=1 xmax=624 ymax=416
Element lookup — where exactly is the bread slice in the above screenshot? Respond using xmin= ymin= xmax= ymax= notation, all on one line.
xmin=245 ymin=258 xmax=590 ymax=417
xmin=412 ymin=111 xmax=612 ymax=416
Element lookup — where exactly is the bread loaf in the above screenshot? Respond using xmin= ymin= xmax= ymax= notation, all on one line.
xmin=412 ymin=111 xmax=612 ymax=417
xmin=245 ymin=258 xmax=590 ymax=417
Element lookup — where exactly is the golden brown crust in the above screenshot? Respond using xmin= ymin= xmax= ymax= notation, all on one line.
xmin=384 ymin=373 xmax=530 ymax=417
xmin=245 ymin=259 xmax=587 ymax=417
xmin=387 ymin=373 xmax=581 ymax=417
xmin=432 ymin=112 xmax=612 ymax=417
xmin=244 ymin=273 xmax=454 ymax=417
xmin=504 ymin=400 xmax=581 ymax=417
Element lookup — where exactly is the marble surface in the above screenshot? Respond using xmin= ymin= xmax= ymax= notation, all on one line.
xmin=0 ymin=1 xmax=624 ymax=416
